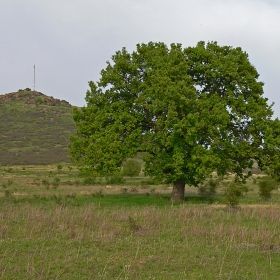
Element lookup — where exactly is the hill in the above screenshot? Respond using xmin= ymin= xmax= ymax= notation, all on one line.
xmin=0 ymin=90 xmax=77 ymax=165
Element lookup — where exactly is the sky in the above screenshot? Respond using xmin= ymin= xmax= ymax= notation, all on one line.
xmin=1 ymin=0 xmax=280 ymax=117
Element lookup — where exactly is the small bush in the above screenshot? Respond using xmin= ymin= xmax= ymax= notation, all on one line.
xmin=36 ymin=97 xmax=43 ymax=104
xmin=66 ymin=193 xmax=77 ymax=198
xmin=198 ymin=178 xmax=219 ymax=196
xmin=122 ymin=159 xmax=141 ymax=177
xmin=33 ymin=178 xmax=41 ymax=187
xmin=91 ymin=190 xmax=104 ymax=197
xmin=122 ymin=188 xmax=128 ymax=193
xmin=52 ymin=177 xmax=60 ymax=189
xmin=82 ymin=177 xmax=96 ymax=185
xmin=74 ymin=179 xmax=81 ymax=186
xmin=225 ymin=182 xmax=243 ymax=207
xmin=57 ymin=164 xmax=63 ymax=171
xmin=106 ymin=173 xmax=124 ymax=185
xmin=258 ymin=176 xmax=277 ymax=200
xmin=5 ymin=190 xmax=13 ymax=198
xmin=41 ymin=178 xmax=50 ymax=189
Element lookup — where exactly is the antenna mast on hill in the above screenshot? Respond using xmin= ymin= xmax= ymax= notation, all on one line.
xmin=33 ymin=65 xmax=36 ymax=91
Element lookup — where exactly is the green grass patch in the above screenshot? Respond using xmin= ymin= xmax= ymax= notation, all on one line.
xmin=1 ymin=201 xmax=280 ymax=279
xmin=0 ymin=165 xmax=280 ymax=278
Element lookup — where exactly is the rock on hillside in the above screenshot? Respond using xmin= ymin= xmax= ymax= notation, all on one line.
xmin=0 ymin=90 xmax=76 ymax=165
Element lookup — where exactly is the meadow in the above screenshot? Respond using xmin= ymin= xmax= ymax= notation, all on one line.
xmin=1 ymin=165 xmax=280 ymax=279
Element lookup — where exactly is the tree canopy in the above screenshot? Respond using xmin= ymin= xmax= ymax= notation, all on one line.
xmin=70 ymin=41 xmax=280 ymax=201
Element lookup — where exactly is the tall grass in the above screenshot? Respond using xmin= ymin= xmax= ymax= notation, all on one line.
xmin=0 ymin=165 xmax=280 ymax=278
xmin=1 ymin=202 xmax=280 ymax=279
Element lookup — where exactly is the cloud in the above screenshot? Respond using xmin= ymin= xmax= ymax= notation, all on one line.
xmin=1 ymin=0 xmax=280 ymax=116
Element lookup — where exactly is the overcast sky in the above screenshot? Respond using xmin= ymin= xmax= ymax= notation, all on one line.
xmin=1 ymin=0 xmax=280 ymax=117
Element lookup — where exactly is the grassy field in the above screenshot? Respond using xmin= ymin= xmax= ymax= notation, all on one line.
xmin=1 ymin=165 xmax=280 ymax=279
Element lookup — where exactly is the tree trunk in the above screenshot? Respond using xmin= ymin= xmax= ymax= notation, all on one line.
xmin=171 ymin=179 xmax=185 ymax=202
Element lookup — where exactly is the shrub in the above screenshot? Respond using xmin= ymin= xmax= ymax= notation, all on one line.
xmin=57 ymin=164 xmax=62 ymax=171
xmin=122 ymin=188 xmax=128 ymax=193
xmin=52 ymin=177 xmax=60 ymax=189
xmin=41 ymin=178 xmax=50 ymax=189
xmin=36 ymin=97 xmax=43 ymax=104
xmin=82 ymin=176 xmax=96 ymax=185
xmin=74 ymin=179 xmax=81 ymax=186
xmin=5 ymin=190 xmax=14 ymax=198
xmin=33 ymin=178 xmax=41 ymax=187
xmin=122 ymin=159 xmax=141 ymax=177
xmin=198 ymin=178 xmax=219 ymax=196
xmin=225 ymin=181 xmax=243 ymax=207
xmin=258 ymin=176 xmax=277 ymax=200
xmin=91 ymin=190 xmax=104 ymax=197
xmin=106 ymin=172 xmax=124 ymax=184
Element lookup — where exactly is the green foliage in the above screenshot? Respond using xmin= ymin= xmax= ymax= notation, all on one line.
xmin=41 ymin=178 xmax=50 ymax=189
xmin=122 ymin=159 xmax=141 ymax=177
xmin=57 ymin=164 xmax=62 ymax=171
xmin=106 ymin=172 xmax=124 ymax=185
xmin=52 ymin=177 xmax=60 ymax=189
xmin=36 ymin=97 xmax=43 ymax=104
xmin=2 ymin=179 xmax=13 ymax=189
xmin=82 ymin=176 xmax=96 ymax=185
xmin=258 ymin=176 xmax=278 ymax=200
xmin=4 ymin=189 xmax=14 ymax=198
xmin=90 ymin=190 xmax=104 ymax=197
xmin=198 ymin=178 xmax=219 ymax=196
xmin=70 ymin=41 xmax=280 ymax=201
xmin=33 ymin=178 xmax=41 ymax=187
xmin=225 ymin=182 xmax=244 ymax=207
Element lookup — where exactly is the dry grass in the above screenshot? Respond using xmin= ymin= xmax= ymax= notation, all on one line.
xmin=1 ymin=165 xmax=280 ymax=278
xmin=1 ymin=202 xmax=280 ymax=279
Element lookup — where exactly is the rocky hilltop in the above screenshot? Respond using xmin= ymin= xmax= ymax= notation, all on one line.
xmin=0 ymin=90 xmax=72 ymax=107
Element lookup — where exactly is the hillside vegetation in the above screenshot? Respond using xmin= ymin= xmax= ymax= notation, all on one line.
xmin=0 ymin=90 xmax=76 ymax=165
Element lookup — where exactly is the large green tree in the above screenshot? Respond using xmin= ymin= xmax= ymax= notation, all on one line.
xmin=70 ymin=41 xmax=280 ymax=201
